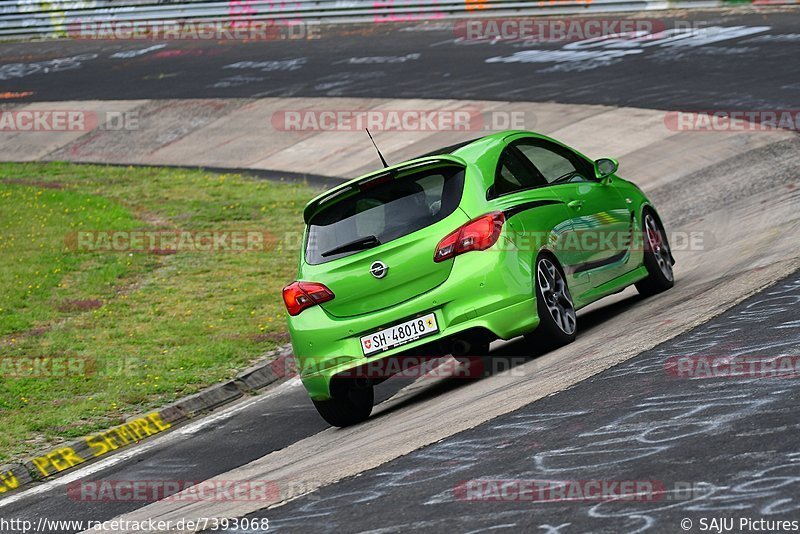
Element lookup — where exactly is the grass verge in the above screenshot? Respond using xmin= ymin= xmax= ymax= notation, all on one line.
xmin=0 ymin=162 xmax=316 ymax=462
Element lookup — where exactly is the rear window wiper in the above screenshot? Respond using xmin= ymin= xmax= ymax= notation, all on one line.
xmin=320 ymin=235 xmax=381 ymax=258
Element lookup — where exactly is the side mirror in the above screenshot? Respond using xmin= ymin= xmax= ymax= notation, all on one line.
xmin=595 ymin=157 xmax=619 ymax=183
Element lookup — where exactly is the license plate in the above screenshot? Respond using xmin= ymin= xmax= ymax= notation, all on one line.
xmin=360 ymin=313 xmax=438 ymax=356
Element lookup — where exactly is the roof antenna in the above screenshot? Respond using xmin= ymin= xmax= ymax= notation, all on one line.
xmin=365 ymin=128 xmax=388 ymax=168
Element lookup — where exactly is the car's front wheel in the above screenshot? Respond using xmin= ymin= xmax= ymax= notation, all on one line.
xmin=635 ymin=211 xmax=675 ymax=296
xmin=312 ymin=384 xmax=374 ymax=427
xmin=526 ymin=255 xmax=577 ymax=349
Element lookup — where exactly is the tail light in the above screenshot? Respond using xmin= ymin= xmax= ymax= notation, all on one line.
xmin=434 ymin=211 xmax=505 ymax=262
xmin=283 ymin=281 xmax=335 ymax=316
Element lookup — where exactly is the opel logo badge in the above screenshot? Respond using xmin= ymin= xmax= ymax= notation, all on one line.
xmin=370 ymin=261 xmax=388 ymax=279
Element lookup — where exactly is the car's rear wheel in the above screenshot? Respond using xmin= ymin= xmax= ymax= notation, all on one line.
xmin=526 ymin=255 xmax=577 ymax=348
xmin=312 ymin=384 xmax=374 ymax=427
xmin=635 ymin=211 xmax=674 ymax=296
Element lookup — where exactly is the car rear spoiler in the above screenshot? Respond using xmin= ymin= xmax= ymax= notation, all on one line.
xmin=302 ymin=155 xmax=466 ymax=224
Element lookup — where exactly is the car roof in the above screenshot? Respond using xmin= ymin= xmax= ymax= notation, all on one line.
xmin=301 ymin=130 xmax=541 ymax=223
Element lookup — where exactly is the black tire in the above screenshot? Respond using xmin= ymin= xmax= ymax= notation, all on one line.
xmin=525 ymin=254 xmax=577 ymax=349
xmin=635 ymin=210 xmax=675 ymax=297
xmin=312 ymin=385 xmax=374 ymax=427
xmin=453 ymin=339 xmax=491 ymax=377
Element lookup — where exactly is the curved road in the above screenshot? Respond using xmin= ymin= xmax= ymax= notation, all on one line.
xmin=0 ymin=10 xmax=797 ymax=111
xmin=0 ymin=7 xmax=799 ymax=534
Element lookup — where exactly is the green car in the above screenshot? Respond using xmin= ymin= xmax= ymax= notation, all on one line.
xmin=283 ymin=130 xmax=674 ymax=426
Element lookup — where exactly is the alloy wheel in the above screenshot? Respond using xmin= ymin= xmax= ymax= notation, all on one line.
xmin=537 ymin=257 xmax=577 ymax=335
xmin=644 ymin=213 xmax=674 ymax=282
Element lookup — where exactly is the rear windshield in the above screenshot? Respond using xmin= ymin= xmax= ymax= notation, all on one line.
xmin=305 ymin=165 xmax=465 ymax=265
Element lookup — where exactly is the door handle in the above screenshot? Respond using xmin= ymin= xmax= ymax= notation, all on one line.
xmin=567 ymin=200 xmax=584 ymax=210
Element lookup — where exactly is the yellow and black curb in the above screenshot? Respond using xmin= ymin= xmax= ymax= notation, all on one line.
xmin=0 ymin=345 xmax=294 ymax=497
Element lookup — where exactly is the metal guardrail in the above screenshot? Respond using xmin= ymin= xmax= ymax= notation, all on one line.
xmin=0 ymin=0 xmax=796 ymax=39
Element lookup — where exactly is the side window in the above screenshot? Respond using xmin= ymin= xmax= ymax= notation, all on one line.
xmin=493 ymin=148 xmax=547 ymax=197
xmin=515 ymin=140 xmax=593 ymax=184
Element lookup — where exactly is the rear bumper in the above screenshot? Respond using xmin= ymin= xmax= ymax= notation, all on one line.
xmin=299 ymin=296 xmax=537 ymax=399
xmin=287 ymin=245 xmax=538 ymax=400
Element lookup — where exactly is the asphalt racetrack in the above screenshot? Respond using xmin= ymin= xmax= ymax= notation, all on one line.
xmin=0 ymin=10 xmax=797 ymax=111
xmin=0 ymin=6 xmax=799 ymax=534
xmin=248 ymin=271 xmax=800 ymax=533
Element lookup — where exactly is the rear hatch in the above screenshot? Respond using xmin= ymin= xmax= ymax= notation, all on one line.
xmin=301 ymin=162 xmax=468 ymax=318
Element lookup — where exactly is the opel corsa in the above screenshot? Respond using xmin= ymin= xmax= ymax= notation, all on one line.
xmin=283 ymin=130 xmax=675 ymax=426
